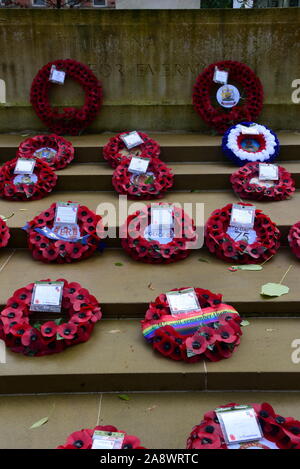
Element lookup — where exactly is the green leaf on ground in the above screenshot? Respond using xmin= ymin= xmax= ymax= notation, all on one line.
xmin=118 ymin=394 xmax=130 ymax=401
xmin=241 ymin=320 xmax=250 ymax=327
xmin=198 ymin=257 xmax=209 ymax=263
xmin=231 ymin=265 xmax=263 ymax=271
xmin=29 ymin=416 xmax=49 ymax=429
xmin=114 ymin=262 xmax=123 ymax=267
xmin=261 ymin=283 xmax=289 ymax=297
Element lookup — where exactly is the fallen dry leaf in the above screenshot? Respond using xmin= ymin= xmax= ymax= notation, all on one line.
xmin=147 ymin=405 xmax=158 ymax=412
xmin=108 ymin=329 xmax=121 ymax=334
xmin=148 ymin=283 xmax=155 ymax=290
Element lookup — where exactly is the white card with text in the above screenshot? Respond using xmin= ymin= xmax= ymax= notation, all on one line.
xmin=14 ymin=158 xmax=36 ymax=175
xmin=166 ymin=288 xmax=201 ymax=315
xmin=128 ymin=156 xmax=150 ymax=174
xmin=121 ymin=131 xmax=144 ymax=149
xmin=230 ymin=204 xmax=255 ymax=230
xmin=216 ymin=406 xmax=262 ymax=445
xmin=30 ymin=281 xmax=64 ymax=312
xmin=259 ymin=163 xmax=279 ymax=181
xmin=55 ymin=203 xmax=79 ymax=225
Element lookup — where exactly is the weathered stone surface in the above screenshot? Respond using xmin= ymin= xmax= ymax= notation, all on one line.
xmin=0 ymin=8 xmax=299 ymax=131
xmin=116 ymin=0 xmax=201 ymax=8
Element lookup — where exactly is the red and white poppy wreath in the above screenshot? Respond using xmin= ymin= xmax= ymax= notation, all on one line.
xmin=24 ymin=202 xmax=104 ymax=264
xmin=205 ymin=203 xmax=280 ymax=264
xmin=142 ymin=287 xmax=242 ymax=363
xmin=187 ymin=402 xmax=300 ymax=449
xmin=192 ymin=61 xmax=263 ymax=134
xmin=0 ymin=279 xmax=102 ymax=357
xmin=17 ymin=134 xmax=74 ymax=170
xmin=112 ymin=157 xmax=174 ymax=199
xmin=103 ymin=132 xmax=160 ymax=169
xmin=230 ymin=162 xmax=295 ymax=202
xmin=30 ymin=59 xmax=102 ymax=135
xmin=0 ymin=218 xmax=10 ymax=248
xmin=288 ymin=222 xmax=300 ymax=260
xmin=57 ymin=425 xmax=145 ymax=449
xmin=0 ymin=157 xmax=57 ymax=201
xmin=121 ymin=204 xmax=197 ymax=264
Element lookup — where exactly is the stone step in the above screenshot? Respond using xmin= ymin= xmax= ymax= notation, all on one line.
xmin=0 ymin=391 xmax=300 ymax=448
xmin=1 ymin=190 xmax=299 ymax=248
xmin=0 ymin=248 xmax=298 ymax=316
xmin=0 ymin=131 xmax=299 ymax=163
xmin=0 ymin=317 xmax=299 ymax=394
xmin=4 ymin=161 xmax=300 ymax=192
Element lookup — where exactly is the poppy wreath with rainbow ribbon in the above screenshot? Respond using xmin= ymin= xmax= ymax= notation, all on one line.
xmin=222 ymin=122 xmax=279 ymax=166
xmin=0 ymin=279 xmax=102 ymax=357
xmin=30 ymin=59 xmax=102 ymax=136
xmin=186 ymin=402 xmax=300 ymax=449
xmin=192 ymin=61 xmax=263 ymax=134
xmin=57 ymin=425 xmax=145 ymax=449
xmin=0 ymin=218 xmax=10 ymax=248
xmin=103 ymin=132 xmax=160 ymax=169
xmin=142 ymin=287 xmax=242 ymax=363
xmin=288 ymin=222 xmax=300 ymax=260
xmin=17 ymin=134 xmax=74 ymax=171
xmin=230 ymin=162 xmax=295 ymax=202
xmin=121 ymin=204 xmax=197 ymax=264
xmin=205 ymin=203 xmax=280 ymax=264
xmin=24 ymin=202 xmax=104 ymax=264
xmin=0 ymin=157 xmax=57 ymax=201
xmin=112 ymin=157 xmax=174 ymax=199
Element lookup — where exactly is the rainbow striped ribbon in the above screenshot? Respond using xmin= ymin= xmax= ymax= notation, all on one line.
xmin=142 ymin=303 xmax=239 ymax=342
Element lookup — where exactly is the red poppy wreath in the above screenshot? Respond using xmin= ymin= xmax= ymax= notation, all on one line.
xmin=0 ymin=279 xmax=102 ymax=357
xmin=112 ymin=157 xmax=174 ymax=199
xmin=192 ymin=61 xmax=263 ymax=134
xmin=24 ymin=203 xmax=104 ymax=263
xmin=17 ymin=134 xmax=74 ymax=170
xmin=288 ymin=222 xmax=300 ymax=260
xmin=0 ymin=157 xmax=57 ymax=201
xmin=142 ymin=288 xmax=242 ymax=363
xmin=230 ymin=162 xmax=295 ymax=202
xmin=205 ymin=203 xmax=280 ymax=264
xmin=0 ymin=217 xmax=10 ymax=248
xmin=187 ymin=402 xmax=300 ymax=449
xmin=103 ymin=132 xmax=160 ymax=169
xmin=30 ymin=59 xmax=102 ymax=135
xmin=57 ymin=425 xmax=145 ymax=449
xmin=121 ymin=204 xmax=197 ymax=264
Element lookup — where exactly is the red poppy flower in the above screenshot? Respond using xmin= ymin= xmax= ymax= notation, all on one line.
xmin=190 ymin=432 xmax=222 ymax=449
xmin=122 ymin=434 xmax=142 ymax=449
xmin=0 ymin=218 xmax=10 ymax=248
xmin=41 ymin=321 xmax=57 ymax=338
xmin=66 ymin=430 xmax=92 ymax=449
xmin=57 ymin=322 xmax=78 ymax=340
xmin=185 ymin=334 xmax=207 ymax=356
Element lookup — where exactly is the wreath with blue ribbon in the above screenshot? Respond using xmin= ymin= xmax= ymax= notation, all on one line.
xmin=23 ymin=202 xmax=104 ymax=263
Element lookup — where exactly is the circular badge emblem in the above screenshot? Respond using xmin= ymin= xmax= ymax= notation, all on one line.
xmin=34 ymin=147 xmax=58 ymax=164
xmin=144 ymin=224 xmax=174 ymax=245
xmin=130 ymin=171 xmax=155 ymax=187
xmin=13 ymin=174 xmax=38 ymax=186
xmin=217 ymin=84 xmax=240 ymax=108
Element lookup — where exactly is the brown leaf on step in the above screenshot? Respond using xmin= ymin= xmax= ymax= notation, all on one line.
xmin=148 ymin=283 xmax=155 ymax=290
xmin=108 ymin=329 xmax=121 ymax=334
